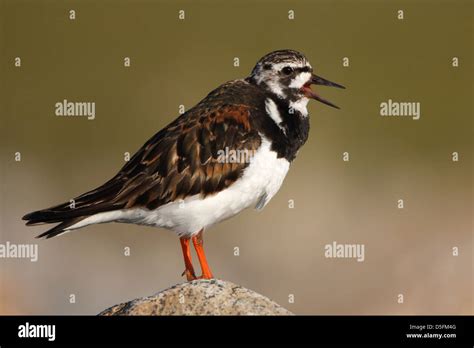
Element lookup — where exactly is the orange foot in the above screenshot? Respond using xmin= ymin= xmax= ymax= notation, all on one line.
xmin=192 ymin=230 xmax=214 ymax=280
xmin=179 ymin=230 xmax=214 ymax=281
xmin=196 ymin=273 xmax=213 ymax=280
xmin=181 ymin=268 xmax=197 ymax=281
xmin=180 ymin=237 xmax=197 ymax=281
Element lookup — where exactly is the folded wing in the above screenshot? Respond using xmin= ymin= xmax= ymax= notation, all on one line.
xmin=23 ymin=102 xmax=262 ymax=238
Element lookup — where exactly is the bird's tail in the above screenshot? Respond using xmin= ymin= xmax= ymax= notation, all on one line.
xmin=30 ymin=217 xmax=86 ymax=239
xmin=22 ymin=203 xmax=94 ymax=239
xmin=23 ymin=178 xmax=126 ymax=239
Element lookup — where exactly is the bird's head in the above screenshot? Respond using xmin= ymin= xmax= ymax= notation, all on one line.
xmin=248 ymin=49 xmax=345 ymax=110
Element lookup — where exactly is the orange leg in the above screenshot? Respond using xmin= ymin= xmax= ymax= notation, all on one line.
xmin=179 ymin=237 xmax=197 ymax=281
xmin=192 ymin=229 xmax=214 ymax=279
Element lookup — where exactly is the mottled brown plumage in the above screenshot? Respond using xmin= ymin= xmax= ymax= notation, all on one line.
xmin=24 ymin=80 xmax=266 ymax=237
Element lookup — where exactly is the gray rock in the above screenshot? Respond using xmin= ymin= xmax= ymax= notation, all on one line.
xmin=99 ymin=279 xmax=293 ymax=316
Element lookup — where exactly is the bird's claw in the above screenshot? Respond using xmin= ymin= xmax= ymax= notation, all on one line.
xmin=182 ymin=268 xmax=197 ymax=281
xmin=181 ymin=269 xmax=213 ymax=281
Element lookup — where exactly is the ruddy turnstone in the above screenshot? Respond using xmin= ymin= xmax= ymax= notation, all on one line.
xmin=23 ymin=49 xmax=344 ymax=280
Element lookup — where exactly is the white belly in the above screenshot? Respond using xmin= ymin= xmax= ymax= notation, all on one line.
xmin=68 ymin=137 xmax=290 ymax=237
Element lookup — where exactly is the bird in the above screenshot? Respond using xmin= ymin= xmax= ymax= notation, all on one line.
xmin=22 ymin=49 xmax=345 ymax=281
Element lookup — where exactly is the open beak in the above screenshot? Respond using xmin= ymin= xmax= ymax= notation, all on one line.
xmin=301 ymin=74 xmax=345 ymax=109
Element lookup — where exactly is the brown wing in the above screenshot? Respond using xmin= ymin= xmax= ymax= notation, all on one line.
xmin=23 ymin=103 xmax=262 ymax=227
xmin=115 ymin=103 xmax=262 ymax=209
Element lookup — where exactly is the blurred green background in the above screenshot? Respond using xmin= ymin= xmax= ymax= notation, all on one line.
xmin=0 ymin=0 xmax=472 ymax=314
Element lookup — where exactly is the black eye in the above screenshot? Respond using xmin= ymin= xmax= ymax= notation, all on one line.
xmin=281 ymin=66 xmax=293 ymax=75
